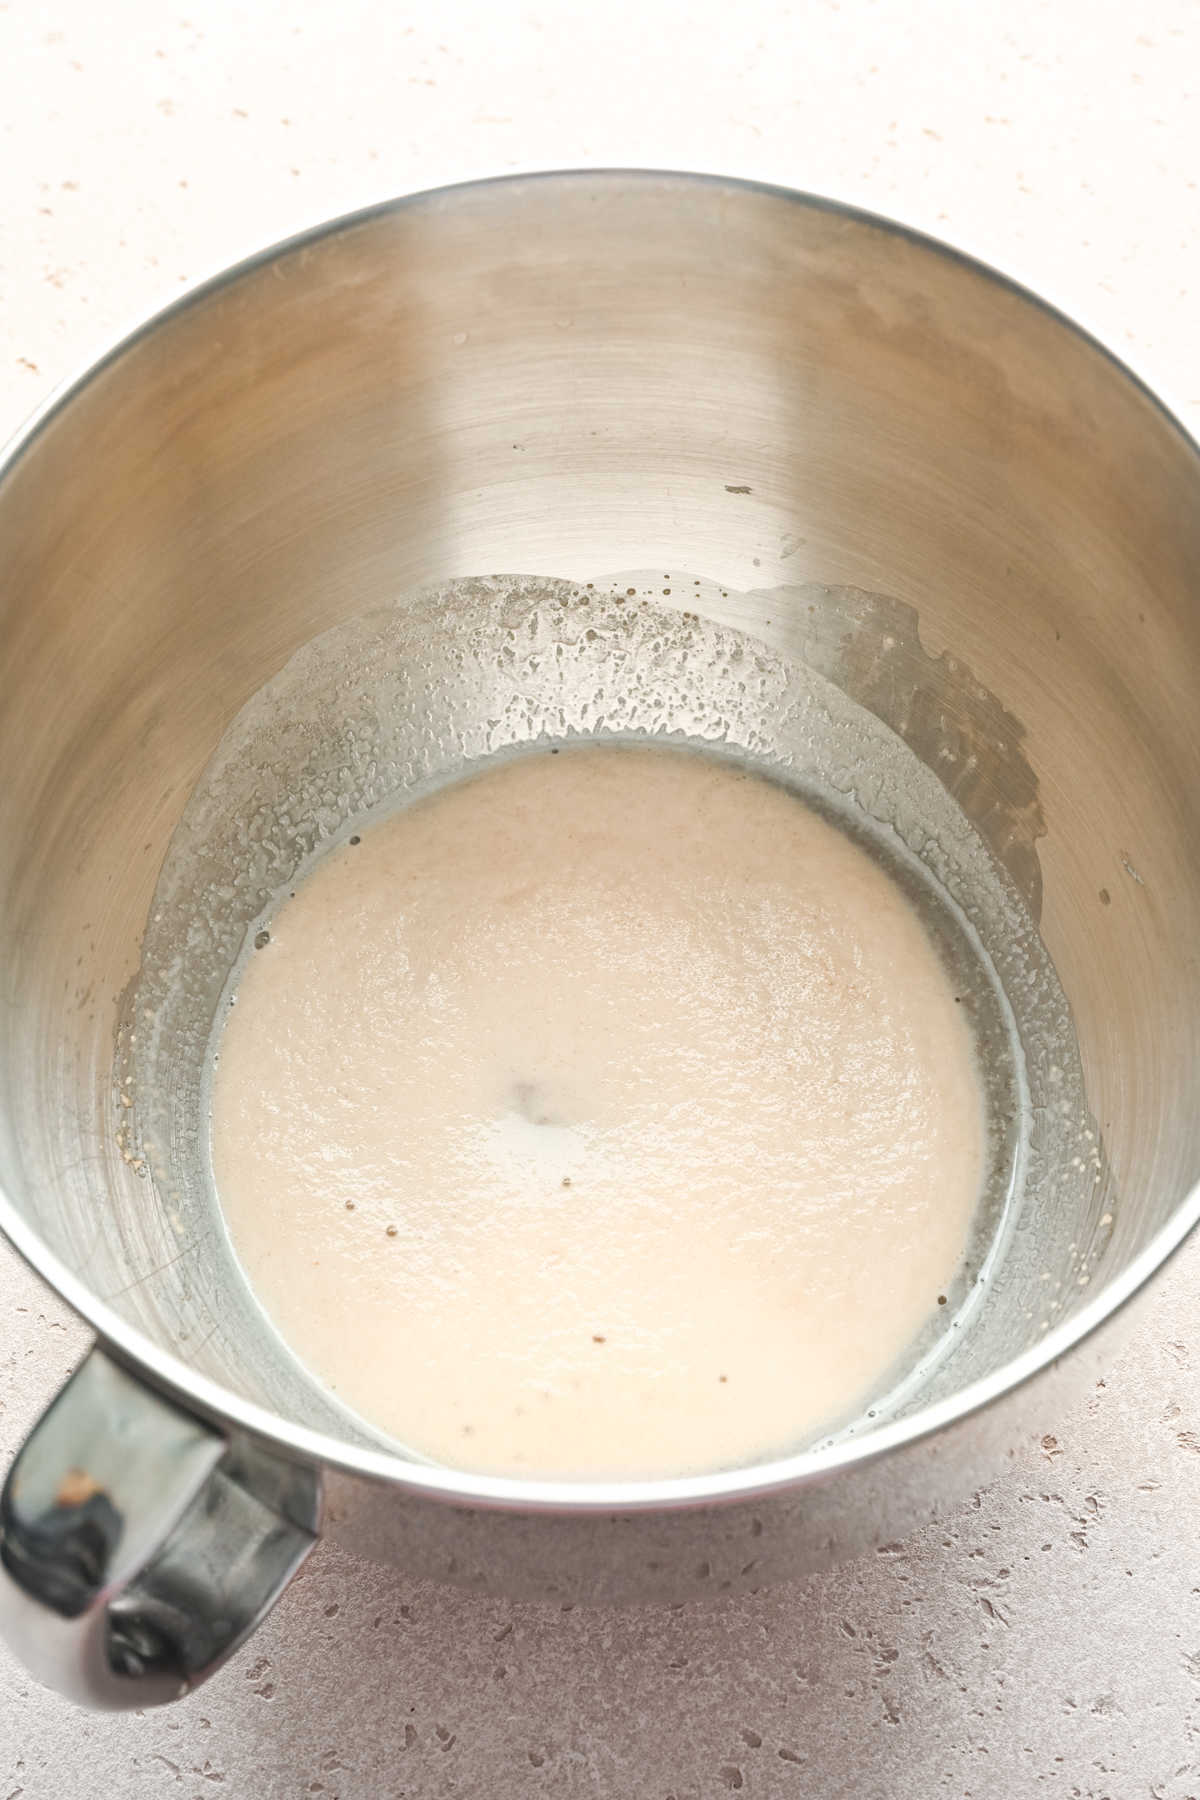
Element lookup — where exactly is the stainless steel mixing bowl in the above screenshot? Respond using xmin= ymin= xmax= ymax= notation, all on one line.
xmin=2 ymin=171 xmax=1199 ymax=1709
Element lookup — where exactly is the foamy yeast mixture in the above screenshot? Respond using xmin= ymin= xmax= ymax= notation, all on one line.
xmin=211 ymin=746 xmax=984 ymax=1479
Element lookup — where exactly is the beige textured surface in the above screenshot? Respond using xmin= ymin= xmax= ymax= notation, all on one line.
xmin=2 ymin=1 xmax=1199 ymax=1793
xmin=214 ymin=746 xmax=983 ymax=1480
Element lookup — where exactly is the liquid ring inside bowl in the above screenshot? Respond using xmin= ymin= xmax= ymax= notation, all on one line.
xmin=121 ymin=573 xmax=1107 ymax=1475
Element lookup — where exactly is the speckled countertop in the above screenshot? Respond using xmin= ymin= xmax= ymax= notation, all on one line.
xmin=2 ymin=3 xmax=1200 ymax=1795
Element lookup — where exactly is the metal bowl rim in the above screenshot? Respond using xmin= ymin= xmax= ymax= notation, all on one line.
xmin=2 ymin=166 xmax=1197 ymax=1512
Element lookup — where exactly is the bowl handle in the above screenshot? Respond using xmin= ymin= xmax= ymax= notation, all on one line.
xmin=0 ymin=1346 xmax=319 ymax=1708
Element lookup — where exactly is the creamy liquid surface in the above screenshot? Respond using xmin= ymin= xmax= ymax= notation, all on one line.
xmin=211 ymin=746 xmax=985 ymax=1479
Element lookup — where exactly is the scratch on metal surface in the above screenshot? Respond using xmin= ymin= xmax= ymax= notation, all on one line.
xmin=100 ymin=1234 xmax=208 ymax=1302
